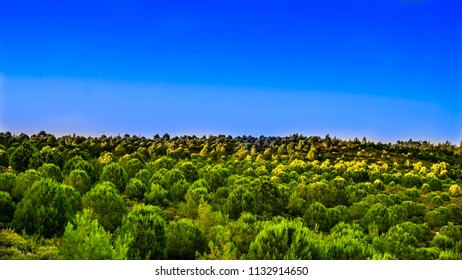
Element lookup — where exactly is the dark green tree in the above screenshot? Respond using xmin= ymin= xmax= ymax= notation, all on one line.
xmin=373 ymin=222 xmax=431 ymax=259
xmin=37 ymin=163 xmax=64 ymax=182
xmin=9 ymin=141 xmax=35 ymax=172
xmin=177 ymin=161 xmax=199 ymax=183
xmin=167 ymin=219 xmax=208 ymax=259
xmin=303 ymin=202 xmax=340 ymax=232
xmin=361 ymin=203 xmax=392 ymax=235
xmin=228 ymin=212 xmax=260 ymax=256
xmin=120 ymin=158 xmax=144 ymax=179
xmin=224 ymin=186 xmax=256 ymax=219
xmin=82 ymin=182 xmax=128 ymax=232
xmin=0 ymin=191 xmax=16 ymax=223
xmin=63 ymin=156 xmax=97 ymax=183
xmin=0 ymin=172 xmax=16 ymax=193
xmin=64 ymin=169 xmax=92 ymax=194
xmin=144 ymin=183 xmax=168 ymax=206
xmin=11 ymin=169 xmax=42 ymax=201
xmin=12 ymin=178 xmax=73 ymax=238
xmin=124 ymin=178 xmax=148 ymax=201
xmin=328 ymin=222 xmax=376 ymax=260
xmin=134 ymin=169 xmax=151 ymax=186
xmin=120 ymin=204 xmax=167 ymax=260
xmin=252 ymin=176 xmax=283 ymax=218
xmin=62 ymin=184 xmax=83 ymax=215
xmin=100 ymin=162 xmax=128 ymax=193
xmin=169 ymin=179 xmax=190 ymax=203
xmin=248 ymin=219 xmax=327 ymax=260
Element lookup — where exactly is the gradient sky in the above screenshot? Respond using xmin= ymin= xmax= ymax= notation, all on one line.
xmin=0 ymin=0 xmax=461 ymax=143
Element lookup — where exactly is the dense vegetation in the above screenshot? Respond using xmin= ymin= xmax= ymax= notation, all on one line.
xmin=1 ymin=131 xmax=462 ymax=260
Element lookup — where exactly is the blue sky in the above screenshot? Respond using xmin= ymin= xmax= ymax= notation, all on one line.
xmin=0 ymin=0 xmax=461 ymax=143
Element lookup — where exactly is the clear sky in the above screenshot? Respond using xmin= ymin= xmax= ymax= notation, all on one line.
xmin=0 ymin=0 xmax=461 ymax=143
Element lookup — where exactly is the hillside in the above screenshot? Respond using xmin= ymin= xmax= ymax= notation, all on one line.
xmin=1 ymin=131 xmax=462 ymax=260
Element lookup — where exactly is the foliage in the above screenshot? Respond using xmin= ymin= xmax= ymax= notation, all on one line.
xmin=0 ymin=229 xmax=58 ymax=260
xmin=0 ymin=172 xmax=16 ymax=193
xmin=64 ymin=169 xmax=92 ymax=194
xmin=167 ymin=219 xmax=208 ymax=259
xmin=11 ymin=169 xmax=42 ymax=201
xmin=12 ymin=178 xmax=73 ymax=238
xmin=0 ymin=191 xmax=16 ymax=223
xmin=82 ymin=182 xmax=128 ymax=232
xmin=252 ymin=176 xmax=283 ymax=218
xmin=119 ymin=204 xmax=167 ymax=260
xmin=37 ymin=163 xmax=64 ymax=182
xmin=248 ymin=219 xmax=327 ymax=260
xmin=100 ymin=162 xmax=128 ymax=193
xmin=125 ymin=178 xmax=148 ymax=201
xmin=224 ymin=185 xmax=256 ymax=219
xmin=9 ymin=141 xmax=35 ymax=172
xmin=1 ymin=132 xmax=462 ymax=259
xmin=58 ymin=209 xmax=130 ymax=260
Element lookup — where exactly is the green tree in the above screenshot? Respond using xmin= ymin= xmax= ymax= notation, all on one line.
xmin=203 ymin=166 xmax=228 ymax=192
xmin=144 ymin=183 xmax=168 ymax=206
xmin=179 ymin=186 xmax=212 ymax=218
xmin=58 ymin=209 xmax=130 ymax=260
xmin=11 ymin=169 xmax=42 ymax=201
xmin=303 ymin=202 xmax=340 ymax=232
xmin=252 ymin=176 xmax=283 ymax=218
xmin=0 ymin=172 xmax=16 ymax=193
xmin=328 ymin=222 xmax=376 ymax=260
xmin=224 ymin=186 xmax=256 ymax=219
xmin=120 ymin=157 xmax=144 ymax=179
xmin=373 ymin=222 xmax=431 ymax=259
xmin=169 ymin=179 xmax=190 ymax=203
xmin=361 ymin=203 xmax=392 ymax=235
xmin=100 ymin=162 xmax=128 ymax=193
xmin=134 ymin=169 xmax=151 ymax=186
xmin=424 ymin=208 xmax=450 ymax=229
xmin=228 ymin=212 xmax=261 ymax=256
xmin=177 ymin=161 xmax=198 ymax=183
xmin=12 ymin=178 xmax=73 ymax=238
xmin=9 ymin=141 xmax=35 ymax=172
xmin=62 ymin=184 xmax=83 ymax=215
xmin=0 ymin=191 xmax=16 ymax=223
xmin=248 ymin=219 xmax=327 ymax=260
xmin=37 ymin=163 xmax=64 ymax=182
xmin=120 ymin=204 xmax=167 ymax=260
xmin=125 ymin=178 xmax=148 ymax=201
xmin=167 ymin=219 xmax=208 ymax=259
xmin=63 ymin=156 xmax=97 ymax=183
xmin=64 ymin=169 xmax=92 ymax=194
xmin=82 ymin=182 xmax=128 ymax=232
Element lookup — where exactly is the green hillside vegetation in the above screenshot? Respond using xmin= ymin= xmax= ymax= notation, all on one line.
xmin=1 ymin=131 xmax=462 ymax=260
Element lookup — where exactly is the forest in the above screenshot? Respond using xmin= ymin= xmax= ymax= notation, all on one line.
xmin=0 ymin=131 xmax=462 ymax=260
